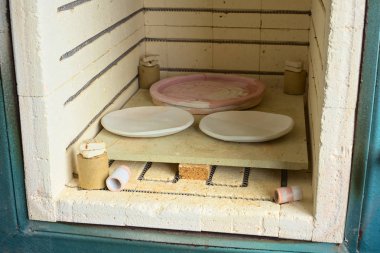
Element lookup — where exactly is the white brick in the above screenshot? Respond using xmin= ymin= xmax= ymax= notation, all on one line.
xmin=143 ymin=162 xmax=177 ymax=181
xmin=57 ymin=185 xmax=135 ymax=226
xmin=201 ymin=198 xmax=234 ymax=233
xmin=19 ymin=96 xmax=70 ymax=200
xmin=213 ymin=0 xmax=261 ymax=9
xmin=214 ymin=44 xmax=260 ymax=71
xmin=261 ymin=14 xmax=310 ymax=29
xmin=11 ymin=1 xmax=144 ymax=96
xmin=126 ymin=193 xmax=204 ymax=231
xmin=231 ymin=200 xmax=280 ymax=237
xmin=279 ymin=202 xmax=314 ymax=240
xmin=167 ymin=43 xmax=212 ymax=69
xmin=71 ymin=191 xmax=130 ymax=226
xmin=145 ymin=12 xmax=212 ymax=27
xmin=260 ymin=45 xmax=309 ymax=72
xmin=279 ymin=172 xmax=314 ymax=240
xmin=27 ymin=195 xmax=56 ymax=222
xmin=313 ymin=108 xmax=356 ymax=242
xmin=213 ymin=13 xmax=260 ymax=28
xmin=262 ymin=0 xmax=311 ymax=11
xmin=309 ymin=0 xmax=365 ymax=243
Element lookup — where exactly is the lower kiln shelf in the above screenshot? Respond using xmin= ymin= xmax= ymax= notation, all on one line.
xmin=96 ymin=87 xmax=308 ymax=170
xmin=60 ymin=162 xmax=313 ymax=236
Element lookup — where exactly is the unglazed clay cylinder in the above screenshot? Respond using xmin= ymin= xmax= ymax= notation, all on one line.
xmin=138 ymin=64 xmax=160 ymax=89
xmin=274 ymin=186 xmax=303 ymax=204
xmin=106 ymin=165 xmax=131 ymax=192
xmin=284 ymin=70 xmax=307 ymax=95
xmin=77 ymin=153 xmax=109 ymax=190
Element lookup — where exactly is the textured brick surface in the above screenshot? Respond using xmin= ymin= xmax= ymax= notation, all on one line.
xmin=179 ymin=164 xmax=211 ymax=181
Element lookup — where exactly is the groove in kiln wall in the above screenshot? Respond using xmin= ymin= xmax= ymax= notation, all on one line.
xmin=60 ymin=8 xmax=144 ymax=60
xmin=64 ymin=39 xmax=144 ymax=106
xmin=66 ymin=76 xmax=138 ymax=150
xmin=144 ymin=1 xmax=310 ymax=80
xmin=57 ymin=0 xmax=92 ymax=12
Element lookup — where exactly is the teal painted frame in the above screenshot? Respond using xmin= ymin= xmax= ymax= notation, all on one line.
xmin=344 ymin=0 xmax=380 ymax=252
xmin=1 ymin=0 xmax=379 ymax=252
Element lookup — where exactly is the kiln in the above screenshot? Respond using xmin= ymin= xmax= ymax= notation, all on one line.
xmin=10 ymin=0 xmax=364 ymax=243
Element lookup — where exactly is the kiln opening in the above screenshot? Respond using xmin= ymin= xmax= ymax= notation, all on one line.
xmin=11 ymin=0 xmax=364 ymax=244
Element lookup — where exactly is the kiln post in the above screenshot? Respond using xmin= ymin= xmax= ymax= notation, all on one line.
xmin=283 ymin=61 xmax=307 ymax=95
xmin=77 ymin=152 xmax=109 ymax=190
xmin=77 ymin=139 xmax=109 ymax=190
xmin=138 ymin=55 xmax=160 ymax=89
xmin=106 ymin=165 xmax=131 ymax=192
xmin=274 ymin=186 xmax=303 ymax=204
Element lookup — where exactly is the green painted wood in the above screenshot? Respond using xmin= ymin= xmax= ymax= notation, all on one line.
xmin=26 ymin=221 xmax=341 ymax=253
xmin=2 ymin=232 xmax=294 ymax=253
xmin=357 ymin=0 xmax=380 ymax=250
xmin=360 ymin=85 xmax=380 ymax=251
xmin=0 ymin=0 xmax=28 ymax=233
xmin=0 ymin=1 xmax=23 ymax=238
xmin=0 ymin=67 xmax=18 ymax=236
xmin=344 ymin=0 xmax=380 ymax=252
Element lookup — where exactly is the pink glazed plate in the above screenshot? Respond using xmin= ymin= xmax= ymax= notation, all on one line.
xmin=150 ymin=74 xmax=266 ymax=109
xmin=152 ymin=97 xmax=262 ymax=115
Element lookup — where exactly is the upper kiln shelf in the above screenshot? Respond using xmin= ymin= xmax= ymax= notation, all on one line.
xmin=96 ymin=88 xmax=308 ymax=170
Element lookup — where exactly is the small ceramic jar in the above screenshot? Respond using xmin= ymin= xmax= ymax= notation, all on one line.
xmin=77 ymin=152 xmax=109 ymax=190
xmin=138 ymin=55 xmax=160 ymax=89
xmin=283 ymin=61 xmax=307 ymax=95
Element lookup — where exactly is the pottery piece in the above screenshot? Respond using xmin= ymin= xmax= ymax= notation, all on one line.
xmin=199 ymin=111 xmax=294 ymax=142
xmin=152 ymin=97 xmax=261 ymax=115
xmin=101 ymin=106 xmax=194 ymax=137
xmin=150 ymin=74 xmax=265 ymax=109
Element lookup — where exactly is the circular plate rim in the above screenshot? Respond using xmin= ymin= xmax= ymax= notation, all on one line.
xmin=101 ymin=106 xmax=195 ymax=138
xmin=199 ymin=111 xmax=295 ymax=142
xmin=150 ymin=74 xmax=266 ymax=109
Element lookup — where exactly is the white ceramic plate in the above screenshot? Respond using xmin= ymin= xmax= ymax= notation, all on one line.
xmin=101 ymin=106 xmax=194 ymax=137
xmin=199 ymin=111 xmax=294 ymax=142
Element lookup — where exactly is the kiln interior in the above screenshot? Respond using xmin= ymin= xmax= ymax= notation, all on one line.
xmin=12 ymin=0 xmax=354 ymax=243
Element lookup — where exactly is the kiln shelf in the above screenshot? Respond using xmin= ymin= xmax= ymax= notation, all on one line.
xmin=96 ymin=87 xmax=308 ymax=170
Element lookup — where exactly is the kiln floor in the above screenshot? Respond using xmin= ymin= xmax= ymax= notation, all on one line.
xmin=58 ymin=161 xmax=313 ymax=238
xmin=96 ymin=87 xmax=308 ymax=170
